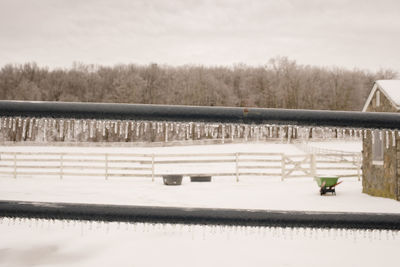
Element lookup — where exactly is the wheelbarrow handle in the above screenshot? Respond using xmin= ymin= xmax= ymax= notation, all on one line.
xmin=332 ymin=181 xmax=343 ymax=187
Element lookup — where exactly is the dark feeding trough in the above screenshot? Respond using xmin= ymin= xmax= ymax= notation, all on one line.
xmin=190 ymin=176 xmax=212 ymax=182
xmin=163 ymin=175 xmax=183 ymax=185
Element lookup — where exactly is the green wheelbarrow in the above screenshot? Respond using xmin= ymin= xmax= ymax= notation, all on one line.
xmin=314 ymin=176 xmax=342 ymax=195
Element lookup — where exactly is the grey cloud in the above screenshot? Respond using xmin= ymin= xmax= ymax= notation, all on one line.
xmin=0 ymin=0 xmax=399 ymax=71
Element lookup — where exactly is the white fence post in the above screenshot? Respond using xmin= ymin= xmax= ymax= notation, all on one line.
xmin=105 ymin=154 xmax=108 ymax=180
xmin=235 ymin=152 xmax=239 ymax=182
xmin=152 ymin=154 xmax=155 ymax=182
xmin=60 ymin=154 xmax=63 ymax=179
xmin=13 ymin=152 xmax=16 ymax=179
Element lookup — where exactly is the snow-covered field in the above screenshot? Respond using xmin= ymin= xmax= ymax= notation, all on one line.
xmin=1 ymin=217 xmax=399 ymax=267
xmin=1 ymin=141 xmax=399 ymax=267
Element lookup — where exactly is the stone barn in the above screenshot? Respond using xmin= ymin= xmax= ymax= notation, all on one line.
xmin=362 ymin=80 xmax=400 ymax=200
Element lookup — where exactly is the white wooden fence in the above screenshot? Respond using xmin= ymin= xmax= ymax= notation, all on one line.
xmin=0 ymin=151 xmax=362 ymax=181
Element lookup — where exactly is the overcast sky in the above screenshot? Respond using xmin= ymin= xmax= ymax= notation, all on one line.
xmin=0 ymin=0 xmax=399 ymax=71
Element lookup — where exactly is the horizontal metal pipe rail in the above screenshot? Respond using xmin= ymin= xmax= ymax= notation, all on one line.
xmin=1 ymin=100 xmax=400 ymax=129
xmin=1 ymin=200 xmax=399 ymax=230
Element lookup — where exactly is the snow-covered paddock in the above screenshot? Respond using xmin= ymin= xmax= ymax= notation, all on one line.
xmin=1 ymin=141 xmax=399 ymax=267
xmin=0 ymin=141 xmax=392 ymax=213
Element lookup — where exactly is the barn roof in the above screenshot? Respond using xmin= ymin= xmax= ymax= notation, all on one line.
xmin=362 ymin=80 xmax=400 ymax=112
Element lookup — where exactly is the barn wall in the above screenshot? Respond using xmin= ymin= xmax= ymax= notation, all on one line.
xmin=362 ymin=88 xmax=399 ymax=200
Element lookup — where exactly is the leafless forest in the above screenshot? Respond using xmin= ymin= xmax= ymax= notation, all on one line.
xmin=0 ymin=57 xmax=397 ymax=111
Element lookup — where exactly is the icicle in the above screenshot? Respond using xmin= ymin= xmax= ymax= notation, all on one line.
xmin=244 ymin=125 xmax=249 ymax=141
xmin=169 ymin=122 xmax=173 ymax=132
xmin=189 ymin=123 xmax=193 ymax=135
xmin=28 ymin=118 xmax=33 ymax=138
xmin=96 ymin=120 xmax=101 ymax=133
xmin=349 ymin=129 xmax=353 ymax=138
xmin=210 ymin=125 xmax=216 ymax=139
xmin=66 ymin=120 xmax=71 ymax=140
xmin=113 ymin=121 xmax=118 ymax=135
xmin=385 ymin=130 xmax=389 ymax=149
xmin=43 ymin=119 xmax=48 ymax=141
xmin=118 ymin=121 xmax=123 ymax=137
xmin=371 ymin=130 xmax=375 ymax=145
xmin=12 ymin=118 xmax=16 ymax=132
xmin=22 ymin=119 xmax=27 ymax=140
xmin=144 ymin=122 xmax=148 ymax=133
xmin=165 ymin=123 xmax=168 ymax=142
xmin=363 ymin=129 xmax=367 ymax=139
xmin=3 ymin=117 xmax=6 ymax=128
xmin=72 ymin=120 xmax=77 ymax=138
xmin=124 ymin=122 xmax=129 ymax=139
xmin=231 ymin=124 xmax=235 ymax=141
xmin=255 ymin=126 xmax=260 ymax=141
xmin=151 ymin=121 xmax=156 ymax=132
xmin=221 ymin=125 xmax=225 ymax=143
xmin=136 ymin=122 xmax=140 ymax=137
xmin=392 ymin=130 xmax=396 ymax=147
xmin=269 ymin=126 xmax=273 ymax=138
xmin=59 ymin=120 xmax=64 ymax=138
xmin=279 ymin=126 xmax=285 ymax=142
xmin=83 ymin=120 xmax=87 ymax=133
xmin=102 ymin=121 xmax=106 ymax=137
xmin=175 ymin=122 xmax=179 ymax=135
xmin=321 ymin=128 xmax=326 ymax=140
xmin=287 ymin=126 xmax=292 ymax=143
xmin=160 ymin=122 xmax=164 ymax=134
xmin=0 ymin=117 xmax=2 ymax=130
xmin=342 ymin=129 xmax=345 ymax=139
xmin=379 ymin=130 xmax=383 ymax=142
xmin=186 ymin=124 xmax=190 ymax=139
xmin=157 ymin=122 xmax=160 ymax=134
xmin=89 ymin=121 xmax=94 ymax=138
xmin=196 ymin=124 xmax=201 ymax=139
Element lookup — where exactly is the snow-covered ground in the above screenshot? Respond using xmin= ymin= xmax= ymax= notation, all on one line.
xmin=0 ymin=141 xmax=391 ymax=213
xmin=1 ymin=217 xmax=399 ymax=267
xmin=1 ymin=141 xmax=399 ymax=267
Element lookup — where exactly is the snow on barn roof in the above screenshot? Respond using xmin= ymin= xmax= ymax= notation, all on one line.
xmin=362 ymin=80 xmax=400 ymax=112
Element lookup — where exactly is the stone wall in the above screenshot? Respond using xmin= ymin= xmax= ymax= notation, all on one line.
xmin=363 ymin=88 xmax=399 ymax=200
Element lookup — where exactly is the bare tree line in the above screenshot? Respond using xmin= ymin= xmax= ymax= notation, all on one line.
xmin=0 ymin=57 xmax=397 ymax=111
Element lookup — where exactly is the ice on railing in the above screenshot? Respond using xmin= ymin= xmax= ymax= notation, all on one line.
xmin=0 ymin=116 xmax=398 ymax=146
xmin=1 ymin=217 xmax=399 ymax=243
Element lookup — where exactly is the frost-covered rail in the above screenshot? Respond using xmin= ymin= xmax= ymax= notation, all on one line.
xmin=1 ymin=200 xmax=400 ymax=230
xmin=0 ymin=100 xmax=400 ymax=129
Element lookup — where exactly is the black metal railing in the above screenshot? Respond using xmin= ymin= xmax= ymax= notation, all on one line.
xmin=0 ymin=100 xmax=400 ymax=129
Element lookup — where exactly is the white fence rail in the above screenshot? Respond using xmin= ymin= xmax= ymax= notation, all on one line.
xmin=0 ymin=151 xmax=362 ymax=181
